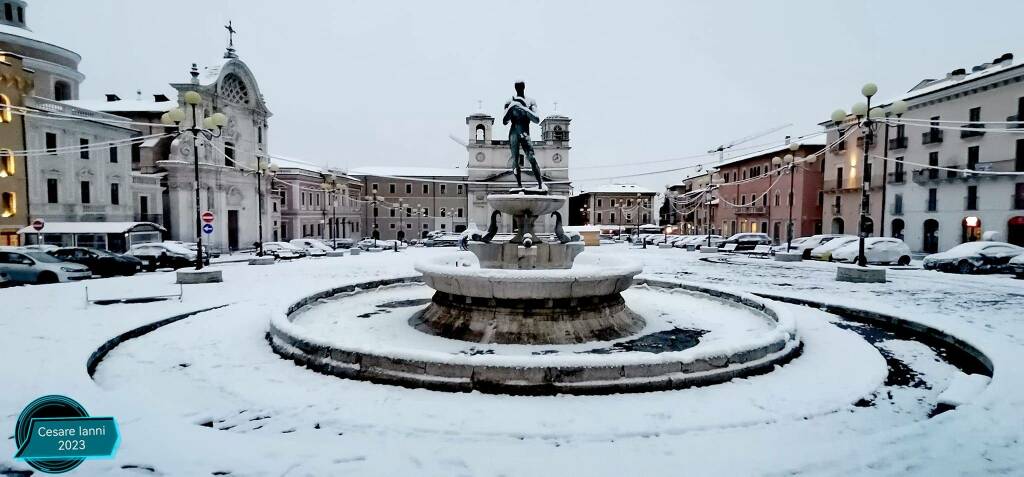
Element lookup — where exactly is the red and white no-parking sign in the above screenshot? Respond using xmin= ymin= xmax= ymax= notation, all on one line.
xmin=201 ymin=211 xmax=215 ymax=223
xmin=31 ymin=218 xmax=45 ymax=231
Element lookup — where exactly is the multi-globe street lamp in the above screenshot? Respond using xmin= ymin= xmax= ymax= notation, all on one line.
xmin=160 ymin=90 xmax=228 ymax=270
xmin=364 ymin=193 xmax=380 ymax=246
xmin=771 ymin=142 xmax=803 ymax=253
xmin=253 ymin=157 xmax=277 ymax=256
xmin=830 ymin=84 xmax=908 ymax=267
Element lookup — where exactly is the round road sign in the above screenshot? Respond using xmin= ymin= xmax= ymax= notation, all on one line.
xmin=201 ymin=211 xmax=215 ymax=223
xmin=31 ymin=219 xmax=45 ymax=231
xmin=202 ymin=223 xmax=214 ymax=234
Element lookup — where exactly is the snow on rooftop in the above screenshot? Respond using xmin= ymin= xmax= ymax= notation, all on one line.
xmin=714 ymin=139 xmax=827 ymax=169
xmin=348 ymin=166 xmax=468 ymax=178
xmin=16 ymin=221 xmax=165 ymax=234
xmin=578 ymin=184 xmax=658 ymax=195
xmin=0 ymin=22 xmax=81 ymax=59
xmin=63 ymin=98 xmax=177 ymax=114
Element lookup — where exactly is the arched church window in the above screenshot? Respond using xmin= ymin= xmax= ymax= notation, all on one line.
xmin=221 ymin=74 xmax=250 ymax=105
xmin=54 ymin=81 xmax=71 ymax=101
xmin=224 ymin=142 xmax=235 ymax=167
xmin=475 ymin=124 xmax=485 ymax=141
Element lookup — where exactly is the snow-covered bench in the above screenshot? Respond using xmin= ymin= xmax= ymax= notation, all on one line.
xmin=747 ymin=245 xmax=772 ymax=258
xmin=719 ymin=243 xmax=738 ymax=253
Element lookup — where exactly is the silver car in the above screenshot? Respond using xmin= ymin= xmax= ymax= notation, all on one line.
xmin=0 ymin=249 xmax=92 ymax=284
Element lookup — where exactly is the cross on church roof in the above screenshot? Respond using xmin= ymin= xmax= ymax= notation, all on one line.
xmin=224 ymin=20 xmax=238 ymax=59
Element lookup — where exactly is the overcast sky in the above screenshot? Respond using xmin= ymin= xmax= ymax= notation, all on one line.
xmin=29 ymin=0 xmax=1024 ymax=193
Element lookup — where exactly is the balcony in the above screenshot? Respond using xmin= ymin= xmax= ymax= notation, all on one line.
xmin=735 ymin=205 xmax=766 ymax=215
xmin=975 ymin=158 xmax=1024 ymax=173
xmin=887 ymin=171 xmax=906 ymax=184
xmin=922 ymin=130 xmax=943 ymax=145
xmin=960 ymin=123 xmax=985 ymax=139
xmin=1007 ymin=114 xmax=1023 ymax=128
xmin=855 ymin=133 xmax=876 ymax=149
xmin=888 ymin=136 xmax=909 ymax=150
xmin=831 ymin=140 xmax=847 ymax=153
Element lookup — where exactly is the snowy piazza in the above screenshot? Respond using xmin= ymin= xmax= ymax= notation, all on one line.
xmin=4 ymin=2 xmax=1024 ymax=476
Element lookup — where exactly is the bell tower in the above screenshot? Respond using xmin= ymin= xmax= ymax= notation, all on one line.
xmin=466 ymin=113 xmax=494 ymax=144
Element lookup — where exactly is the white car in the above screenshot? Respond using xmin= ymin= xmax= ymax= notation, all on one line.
xmin=0 ymin=249 xmax=92 ymax=284
xmin=127 ymin=242 xmax=199 ymax=270
xmin=289 ymin=238 xmax=331 ymax=257
xmin=831 ymin=237 xmax=912 ymax=265
xmin=809 ymin=235 xmax=860 ymax=261
xmin=923 ymin=241 xmax=1024 ymax=274
xmin=772 ymin=234 xmax=849 ymax=258
xmin=262 ymin=241 xmax=305 ymax=259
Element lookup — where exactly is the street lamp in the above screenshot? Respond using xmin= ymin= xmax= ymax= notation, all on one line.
xmin=364 ymin=193 xmax=380 ymax=246
xmin=321 ymin=173 xmax=337 ymax=244
xmin=705 ymin=168 xmax=719 ymax=248
xmin=160 ymin=89 xmax=227 ymax=270
xmin=772 ymin=143 xmax=801 ymax=252
xmin=829 ymin=84 xmax=908 ymax=267
xmin=252 ymin=158 xmax=277 ymax=256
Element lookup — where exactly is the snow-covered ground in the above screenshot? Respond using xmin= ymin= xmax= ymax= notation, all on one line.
xmin=2 ymin=245 xmax=1023 ymax=476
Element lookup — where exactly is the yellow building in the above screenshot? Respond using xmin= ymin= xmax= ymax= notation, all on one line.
xmin=0 ymin=51 xmax=31 ymax=245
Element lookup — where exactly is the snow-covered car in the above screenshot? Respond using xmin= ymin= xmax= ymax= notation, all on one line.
xmin=427 ymin=234 xmax=461 ymax=247
xmin=19 ymin=244 xmax=60 ymax=253
xmin=376 ymin=239 xmax=407 ymax=251
xmin=164 ymin=240 xmax=213 ymax=262
xmin=0 ymin=249 xmax=92 ymax=284
xmin=262 ymin=242 xmax=305 ymax=259
xmin=49 ymin=247 xmax=143 ymax=277
xmin=1009 ymin=253 xmax=1024 ymax=278
xmin=357 ymin=238 xmax=383 ymax=250
xmin=290 ymin=239 xmax=331 ymax=257
xmin=830 ymin=237 xmax=912 ymax=265
xmin=922 ymin=241 xmax=1024 ymax=274
xmin=719 ymin=233 xmax=771 ymax=251
xmin=679 ymin=235 xmax=723 ymax=249
xmin=326 ymin=238 xmax=355 ymax=249
xmin=127 ymin=242 xmax=198 ymax=271
xmin=772 ymin=234 xmax=849 ymax=258
xmin=809 ymin=235 xmax=860 ymax=261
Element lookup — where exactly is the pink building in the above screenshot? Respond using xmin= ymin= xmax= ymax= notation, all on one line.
xmin=711 ymin=140 xmax=825 ymax=243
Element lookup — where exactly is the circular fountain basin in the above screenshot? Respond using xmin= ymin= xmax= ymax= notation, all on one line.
xmin=487 ymin=194 xmax=566 ymax=217
xmin=413 ymin=252 xmax=644 ymax=344
xmin=415 ymin=252 xmax=640 ymax=300
xmin=267 ymin=277 xmax=800 ymax=395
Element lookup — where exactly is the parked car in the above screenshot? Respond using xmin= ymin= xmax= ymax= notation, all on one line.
xmin=809 ymin=236 xmax=860 ymax=261
xmin=49 ymin=247 xmax=143 ymax=277
xmin=289 ymin=238 xmax=331 ymax=257
xmin=830 ymin=237 xmax=912 ymax=265
xmin=0 ymin=250 xmax=92 ymax=284
xmin=678 ymin=235 xmax=723 ymax=249
xmin=427 ymin=234 xmax=461 ymax=247
xmin=772 ymin=234 xmax=848 ymax=258
xmin=922 ymin=241 xmax=1024 ymax=274
xmin=1008 ymin=254 xmax=1024 ymax=278
xmin=0 ymin=269 xmax=10 ymax=287
xmin=262 ymin=242 xmax=305 ymax=259
xmin=718 ymin=233 xmax=772 ymax=251
xmin=163 ymin=240 xmax=212 ymax=263
xmin=377 ymin=239 xmax=407 ymax=250
xmin=127 ymin=242 xmax=198 ymax=271
xmin=326 ymin=238 xmax=355 ymax=249
xmin=19 ymin=244 xmax=60 ymax=253
xmin=356 ymin=238 xmax=381 ymax=250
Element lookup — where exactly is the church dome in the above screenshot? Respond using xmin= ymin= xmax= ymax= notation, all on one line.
xmin=0 ymin=0 xmax=84 ymax=100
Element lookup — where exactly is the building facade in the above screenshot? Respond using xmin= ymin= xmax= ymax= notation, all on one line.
xmin=465 ymin=111 xmax=572 ymax=233
xmin=0 ymin=51 xmax=30 ymax=245
xmin=666 ymin=173 xmax=713 ymax=235
xmin=158 ymin=53 xmax=272 ymax=251
xmin=349 ymin=167 xmax=469 ymax=241
xmin=883 ymin=54 xmax=1024 ymax=251
xmin=273 ymin=160 xmax=363 ymax=242
xmin=712 ymin=141 xmax=825 ymax=242
xmin=572 ymin=184 xmax=657 ymax=233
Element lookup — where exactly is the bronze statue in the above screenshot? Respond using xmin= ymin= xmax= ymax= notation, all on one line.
xmin=503 ymin=81 xmax=543 ymax=190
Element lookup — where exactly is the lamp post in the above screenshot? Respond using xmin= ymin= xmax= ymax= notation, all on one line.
xmin=321 ymin=173 xmax=336 ymax=244
xmin=253 ymin=158 xmax=277 ymax=256
xmin=339 ymin=186 xmax=348 ymax=240
xmin=830 ymin=86 xmax=908 ymax=267
xmin=395 ymin=199 xmax=406 ymax=242
xmin=365 ymin=193 xmax=380 ymax=246
xmin=580 ymin=204 xmax=590 ymax=225
xmin=160 ymin=90 xmax=228 ymax=271
xmin=705 ymin=168 xmax=718 ymax=248
xmin=772 ymin=143 xmax=801 ymax=252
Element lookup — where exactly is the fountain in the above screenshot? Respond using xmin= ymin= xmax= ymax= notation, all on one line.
xmin=268 ymin=83 xmax=801 ymax=394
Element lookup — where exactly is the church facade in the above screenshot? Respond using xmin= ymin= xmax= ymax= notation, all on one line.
xmin=464 ymin=111 xmax=571 ymax=232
